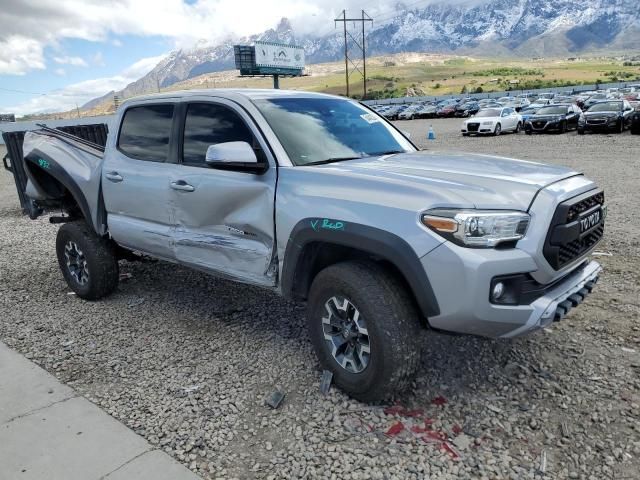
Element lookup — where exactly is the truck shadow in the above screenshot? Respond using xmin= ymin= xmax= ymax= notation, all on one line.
xmin=119 ymin=259 xmax=545 ymax=404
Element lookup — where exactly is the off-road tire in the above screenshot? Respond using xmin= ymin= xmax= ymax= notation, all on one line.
xmin=56 ymin=221 xmax=119 ymax=300
xmin=307 ymin=261 xmax=422 ymax=403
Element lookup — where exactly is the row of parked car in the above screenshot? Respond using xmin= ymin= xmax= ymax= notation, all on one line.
xmin=371 ymin=87 xmax=640 ymax=136
xmin=371 ymin=86 xmax=640 ymax=126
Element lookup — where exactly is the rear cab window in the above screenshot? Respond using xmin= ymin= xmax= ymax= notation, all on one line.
xmin=118 ymin=104 xmax=175 ymax=162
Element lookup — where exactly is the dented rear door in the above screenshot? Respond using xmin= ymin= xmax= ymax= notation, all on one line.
xmin=170 ymin=99 xmax=277 ymax=287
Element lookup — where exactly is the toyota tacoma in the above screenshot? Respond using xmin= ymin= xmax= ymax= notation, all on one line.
xmin=18 ymin=89 xmax=606 ymax=402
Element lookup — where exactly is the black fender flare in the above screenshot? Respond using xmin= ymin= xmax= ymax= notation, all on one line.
xmin=281 ymin=218 xmax=440 ymax=318
xmin=24 ymin=149 xmax=94 ymax=230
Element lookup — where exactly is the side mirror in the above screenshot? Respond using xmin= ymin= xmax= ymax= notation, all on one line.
xmin=205 ymin=141 xmax=267 ymax=174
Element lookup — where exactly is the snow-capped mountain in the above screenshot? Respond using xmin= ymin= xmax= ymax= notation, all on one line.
xmin=89 ymin=0 xmax=639 ymax=107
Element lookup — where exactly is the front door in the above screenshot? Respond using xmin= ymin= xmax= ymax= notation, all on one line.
xmin=103 ymin=102 xmax=177 ymax=260
xmin=169 ymin=99 xmax=277 ymax=287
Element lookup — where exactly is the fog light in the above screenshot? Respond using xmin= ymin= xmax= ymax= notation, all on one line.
xmin=492 ymin=282 xmax=505 ymax=300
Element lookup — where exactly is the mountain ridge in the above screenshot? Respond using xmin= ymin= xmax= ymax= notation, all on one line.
xmin=84 ymin=0 xmax=639 ymax=109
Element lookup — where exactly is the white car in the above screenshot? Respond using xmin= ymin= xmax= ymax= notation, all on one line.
xmin=461 ymin=107 xmax=523 ymax=136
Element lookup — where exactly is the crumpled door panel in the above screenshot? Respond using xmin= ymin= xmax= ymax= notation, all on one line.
xmin=170 ymin=166 xmax=277 ymax=287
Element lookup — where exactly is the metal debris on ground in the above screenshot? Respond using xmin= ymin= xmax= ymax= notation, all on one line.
xmin=319 ymin=369 xmax=333 ymax=395
xmin=119 ymin=273 xmax=133 ymax=281
xmin=591 ymin=251 xmax=613 ymax=256
xmin=265 ymin=390 xmax=285 ymax=409
xmin=561 ymin=421 xmax=571 ymax=437
xmin=181 ymin=385 xmax=201 ymax=394
xmin=127 ymin=297 xmax=145 ymax=308
xmin=539 ymin=450 xmax=548 ymax=474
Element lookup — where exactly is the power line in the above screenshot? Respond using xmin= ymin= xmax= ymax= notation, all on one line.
xmin=334 ymin=10 xmax=373 ymax=99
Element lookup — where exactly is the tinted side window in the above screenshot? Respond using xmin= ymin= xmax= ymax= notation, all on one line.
xmin=183 ymin=103 xmax=254 ymax=166
xmin=118 ymin=104 xmax=174 ymax=162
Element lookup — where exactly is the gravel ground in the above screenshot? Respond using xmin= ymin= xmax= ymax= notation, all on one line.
xmin=1 ymin=121 xmax=639 ymax=480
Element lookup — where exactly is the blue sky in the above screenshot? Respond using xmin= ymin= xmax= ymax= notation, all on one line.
xmin=0 ymin=0 xmax=393 ymax=115
xmin=0 ymin=35 xmax=170 ymax=113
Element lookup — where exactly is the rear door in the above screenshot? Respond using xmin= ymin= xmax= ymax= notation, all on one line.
xmin=102 ymin=102 xmax=178 ymax=260
xmin=169 ymin=98 xmax=278 ymax=286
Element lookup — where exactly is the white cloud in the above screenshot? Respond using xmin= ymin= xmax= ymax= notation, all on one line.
xmin=0 ymin=0 xmax=402 ymax=75
xmin=91 ymin=52 xmax=106 ymax=67
xmin=0 ymin=36 xmax=46 ymax=75
xmin=53 ymin=56 xmax=89 ymax=67
xmin=7 ymin=54 xmax=166 ymax=115
xmin=54 ymin=68 xmax=66 ymax=76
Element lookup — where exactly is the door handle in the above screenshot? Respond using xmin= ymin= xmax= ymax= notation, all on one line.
xmin=170 ymin=181 xmax=195 ymax=192
xmin=105 ymin=172 xmax=123 ymax=183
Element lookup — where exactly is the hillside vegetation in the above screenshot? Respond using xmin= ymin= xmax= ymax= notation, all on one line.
xmin=24 ymin=53 xmax=640 ymax=120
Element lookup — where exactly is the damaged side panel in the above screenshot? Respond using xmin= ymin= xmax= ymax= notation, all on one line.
xmin=22 ymin=131 xmax=105 ymax=232
xmin=170 ymin=165 xmax=277 ymax=287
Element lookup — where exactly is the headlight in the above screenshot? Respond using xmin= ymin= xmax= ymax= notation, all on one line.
xmin=482 ymin=121 xmax=494 ymax=125
xmin=421 ymin=209 xmax=530 ymax=248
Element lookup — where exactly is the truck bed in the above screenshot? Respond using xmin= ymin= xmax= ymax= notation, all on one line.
xmin=20 ymin=127 xmax=108 ymax=233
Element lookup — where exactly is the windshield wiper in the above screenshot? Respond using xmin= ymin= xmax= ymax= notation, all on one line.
xmin=368 ymin=150 xmax=405 ymax=157
xmin=305 ymin=156 xmax=362 ymax=166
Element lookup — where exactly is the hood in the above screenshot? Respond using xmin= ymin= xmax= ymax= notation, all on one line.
xmin=305 ymin=151 xmax=580 ymax=211
xmin=530 ymin=114 xmax=565 ymax=121
xmin=583 ymin=110 xmax=620 ymax=117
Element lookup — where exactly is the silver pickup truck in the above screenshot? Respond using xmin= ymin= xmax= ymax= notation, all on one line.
xmin=20 ymin=89 xmax=605 ymax=402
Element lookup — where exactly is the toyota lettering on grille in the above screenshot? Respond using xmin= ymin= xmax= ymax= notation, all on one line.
xmin=580 ymin=209 xmax=601 ymax=234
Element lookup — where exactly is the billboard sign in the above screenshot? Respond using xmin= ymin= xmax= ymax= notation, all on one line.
xmin=254 ymin=41 xmax=305 ymax=71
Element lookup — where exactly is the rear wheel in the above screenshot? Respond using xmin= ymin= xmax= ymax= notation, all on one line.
xmin=618 ymin=119 xmax=624 ymax=133
xmin=494 ymin=123 xmax=502 ymax=136
xmin=56 ymin=221 xmax=119 ymax=300
xmin=515 ymin=122 xmax=522 ymax=133
xmin=307 ymin=261 xmax=422 ymax=402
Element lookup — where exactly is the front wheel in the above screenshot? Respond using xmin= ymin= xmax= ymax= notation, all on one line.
xmin=56 ymin=221 xmax=119 ymax=300
xmin=494 ymin=123 xmax=502 ymax=136
xmin=515 ymin=122 xmax=522 ymax=133
xmin=560 ymin=121 xmax=567 ymax=134
xmin=618 ymin=119 xmax=624 ymax=134
xmin=307 ymin=261 xmax=422 ymax=403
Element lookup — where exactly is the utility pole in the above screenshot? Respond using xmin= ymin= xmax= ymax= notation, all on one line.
xmin=334 ymin=9 xmax=372 ymax=99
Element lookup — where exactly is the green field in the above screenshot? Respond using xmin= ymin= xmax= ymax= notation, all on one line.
xmin=33 ymin=54 xmax=640 ymax=120
xmin=173 ymin=54 xmax=640 ymax=100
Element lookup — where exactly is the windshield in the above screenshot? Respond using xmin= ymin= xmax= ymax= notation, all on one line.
xmin=253 ymin=97 xmax=414 ymax=166
xmin=536 ymin=106 xmax=568 ymax=115
xmin=588 ymin=102 xmax=622 ymax=112
xmin=475 ymin=109 xmax=501 ymax=118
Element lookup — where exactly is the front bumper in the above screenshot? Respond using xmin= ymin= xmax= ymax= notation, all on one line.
xmin=526 ymin=120 xmax=561 ymax=132
xmin=421 ymin=241 xmax=602 ymax=338
xmin=579 ymin=118 xmax=620 ymax=131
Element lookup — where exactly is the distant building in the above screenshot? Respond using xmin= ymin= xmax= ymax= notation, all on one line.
xmin=0 ymin=114 xmax=16 ymax=123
